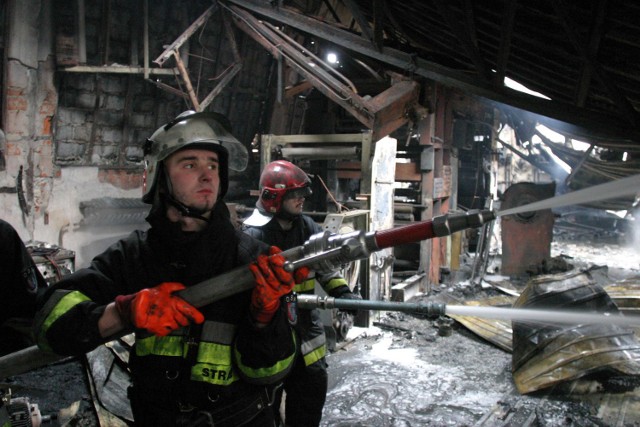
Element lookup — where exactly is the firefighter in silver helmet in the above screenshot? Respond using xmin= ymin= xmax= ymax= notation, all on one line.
xmin=243 ymin=160 xmax=361 ymax=426
xmin=35 ymin=112 xmax=308 ymax=426
xmin=142 ymin=110 xmax=249 ymax=220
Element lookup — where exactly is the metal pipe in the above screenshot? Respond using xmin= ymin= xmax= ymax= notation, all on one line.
xmin=297 ymin=294 xmax=446 ymax=317
xmin=280 ymin=146 xmax=360 ymax=159
xmin=77 ymin=0 xmax=86 ymax=64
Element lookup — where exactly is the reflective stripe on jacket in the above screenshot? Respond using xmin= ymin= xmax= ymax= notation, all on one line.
xmin=34 ymin=205 xmax=297 ymax=401
xmin=133 ymin=320 xmax=296 ymax=387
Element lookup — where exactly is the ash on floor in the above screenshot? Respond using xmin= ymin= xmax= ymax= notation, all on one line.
xmin=320 ymin=239 xmax=640 ymax=427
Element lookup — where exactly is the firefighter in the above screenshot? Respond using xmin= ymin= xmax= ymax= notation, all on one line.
xmin=243 ymin=160 xmax=361 ymax=426
xmin=0 ymin=219 xmax=47 ymax=355
xmin=33 ymin=112 xmax=308 ymax=427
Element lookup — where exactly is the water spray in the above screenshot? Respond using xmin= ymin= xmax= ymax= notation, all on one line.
xmin=289 ymin=174 xmax=640 ymax=329
xmin=297 ymin=295 xmax=640 ymax=328
xmin=496 ymin=173 xmax=640 ymax=218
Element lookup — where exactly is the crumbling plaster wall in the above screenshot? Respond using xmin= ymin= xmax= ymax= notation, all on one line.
xmin=2 ymin=0 xmax=142 ymax=267
xmin=2 ymin=0 xmax=274 ymax=267
xmin=3 ymin=0 xmax=59 ymax=239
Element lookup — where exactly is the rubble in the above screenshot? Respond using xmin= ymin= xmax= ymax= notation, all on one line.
xmin=321 ymin=237 xmax=640 ymax=426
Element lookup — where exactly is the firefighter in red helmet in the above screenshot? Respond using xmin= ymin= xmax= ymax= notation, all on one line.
xmin=243 ymin=160 xmax=361 ymax=426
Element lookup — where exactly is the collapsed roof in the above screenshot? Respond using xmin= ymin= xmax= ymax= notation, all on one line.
xmin=223 ymin=0 xmax=640 ymax=207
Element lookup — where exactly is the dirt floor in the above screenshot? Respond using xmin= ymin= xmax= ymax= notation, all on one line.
xmin=2 ymin=236 xmax=640 ymax=426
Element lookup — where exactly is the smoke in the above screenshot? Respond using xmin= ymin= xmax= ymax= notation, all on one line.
xmin=630 ymin=207 xmax=640 ymax=269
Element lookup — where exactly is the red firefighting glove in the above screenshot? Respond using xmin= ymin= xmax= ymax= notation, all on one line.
xmin=248 ymin=246 xmax=310 ymax=324
xmin=115 ymin=282 xmax=204 ymax=336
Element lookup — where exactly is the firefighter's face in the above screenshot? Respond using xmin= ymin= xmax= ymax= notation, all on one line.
xmin=165 ymin=148 xmax=220 ymax=213
xmin=281 ymin=193 xmax=305 ymax=216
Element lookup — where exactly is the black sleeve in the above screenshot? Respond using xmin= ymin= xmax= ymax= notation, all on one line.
xmin=0 ymin=220 xmax=47 ymax=323
xmin=236 ymin=231 xmax=269 ymax=265
xmin=34 ymin=234 xmax=143 ymax=355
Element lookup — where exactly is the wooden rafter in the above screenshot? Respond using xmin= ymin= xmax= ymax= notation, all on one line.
xmin=494 ymin=0 xmax=517 ymax=88
xmin=552 ymin=0 xmax=639 ymax=125
xmin=575 ymin=0 xmax=608 ymax=107
xmin=151 ymin=4 xmax=243 ymax=112
xmin=225 ymin=0 xmax=640 ymax=142
xmin=433 ymin=1 xmax=491 ymax=81
xmin=341 ymin=0 xmax=375 ymax=47
xmin=226 ymin=3 xmax=420 ymax=141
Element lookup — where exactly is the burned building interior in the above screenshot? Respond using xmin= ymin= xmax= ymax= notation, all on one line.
xmin=1 ymin=0 xmax=640 ymax=425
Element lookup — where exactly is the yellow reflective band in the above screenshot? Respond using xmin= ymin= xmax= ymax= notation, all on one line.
xmin=234 ymin=332 xmax=297 ymax=384
xmin=300 ymin=333 xmax=326 ymax=356
xmin=303 ymin=344 xmax=327 ymax=366
xmin=324 ymin=278 xmax=348 ymax=292
xmin=191 ymin=342 xmax=237 ymax=386
xmin=135 ymin=335 xmax=185 ymax=357
xmin=294 ymin=278 xmax=316 ymax=293
xmin=37 ymin=290 xmax=91 ymax=352
xmin=197 ymin=341 xmax=233 ymax=366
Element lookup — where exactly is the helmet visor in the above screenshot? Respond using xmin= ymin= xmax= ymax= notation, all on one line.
xmin=284 ymin=185 xmax=313 ymax=200
xmin=222 ymin=138 xmax=249 ymax=172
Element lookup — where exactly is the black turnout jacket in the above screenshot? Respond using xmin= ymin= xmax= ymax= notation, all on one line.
xmin=33 ymin=202 xmax=296 ymax=422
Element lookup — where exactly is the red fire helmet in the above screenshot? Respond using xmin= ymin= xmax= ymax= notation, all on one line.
xmin=258 ymin=160 xmax=312 ymax=213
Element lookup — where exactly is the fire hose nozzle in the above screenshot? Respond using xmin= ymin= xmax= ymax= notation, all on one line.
xmin=432 ymin=209 xmax=496 ymax=237
xmin=417 ymin=301 xmax=447 ymax=318
xmin=296 ymin=294 xmax=447 ymax=318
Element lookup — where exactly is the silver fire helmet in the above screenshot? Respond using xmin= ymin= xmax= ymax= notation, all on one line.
xmin=142 ymin=111 xmax=248 ymax=203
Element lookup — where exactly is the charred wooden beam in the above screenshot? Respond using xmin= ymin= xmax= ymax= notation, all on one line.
xmin=224 ymin=0 xmax=640 ymax=142
xmin=494 ymin=0 xmax=517 ymax=87
xmin=342 ymin=0 xmax=375 ymax=47
xmin=173 ymin=50 xmax=200 ymax=111
xmin=433 ymin=1 xmax=491 ymax=81
xmin=285 ymin=80 xmax=313 ymax=98
xmin=152 ymin=4 xmax=242 ymax=111
xmin=199 ymin=14 xmax=244 ymax=110
xmin=227 ymin=4 xmax=419 ymax=140
xmin=575 ymin=0 xmax=607 ymax=107
xmin=368 ymin=79 xmax=421 ymax=142
xmin=372 ymin=0 xmax=384 ymax=52
xmin=154 ymin=4 xmax=217 ymax=66
xmin=552 ymin=0 xmax=639 ymax=126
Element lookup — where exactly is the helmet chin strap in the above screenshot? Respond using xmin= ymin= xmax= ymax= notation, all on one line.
xmin=166 ymin=196 xmax=211 ymax=222
xmin=162 ymin=168 xmax=211 ymax=222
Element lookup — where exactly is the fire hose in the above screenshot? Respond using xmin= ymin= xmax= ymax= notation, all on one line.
xmin=0 ymin=209 xmax=494 ymax=379
xmin=175 ymin=209 xmax=496 ymax=307
xmin=5 ymin=191 xmax=640 ymax=380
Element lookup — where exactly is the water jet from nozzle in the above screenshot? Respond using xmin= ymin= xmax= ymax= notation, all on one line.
xmin=445 ymin=304 xmax=640 ymax=328
xmin=496 ymin=174 xmax=640 ymax=218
